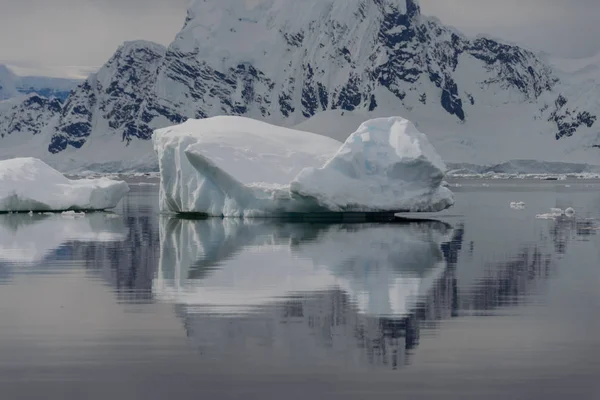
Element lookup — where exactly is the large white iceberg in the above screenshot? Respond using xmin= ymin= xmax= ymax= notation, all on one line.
xmin=153 ymin=116 xmax=454 ymax=216
xmin=0 ymin=157 xmax=129 ymax=212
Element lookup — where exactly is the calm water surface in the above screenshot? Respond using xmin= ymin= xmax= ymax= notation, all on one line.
xmin=0 ymin=179 xmax=599 ymax=399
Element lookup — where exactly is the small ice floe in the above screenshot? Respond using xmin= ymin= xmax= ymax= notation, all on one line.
xmin=129 ymin=182 xmax=158 ymax=187
xmin=536 ymin=207 xmax=575 ymax=220
xmin=103 ymin=213 xmax=121 ymax=219
xmin=510 ymin=201 xmax=526 ymax=210
xmin=482 ymin=183 xmax=490 ymax=187
xmin=61 ymin=210 xmax=87 ymax=219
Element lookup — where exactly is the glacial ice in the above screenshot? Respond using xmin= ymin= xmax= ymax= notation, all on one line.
xmin=0 ymin=157 xmax=129 ymax=212
xmin=291 ymin=118 xmax=455 ymax=212
xmin=153 ymin=116 xmax=454 ymax=216
xmin=154 ymin=217 xmax=453 ymax=317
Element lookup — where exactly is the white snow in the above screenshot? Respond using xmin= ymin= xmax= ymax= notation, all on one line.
xmin=0 ymin=158 xmax=129 ymax=212
xmin=153 ymin=116 xmax=453 ymax=216
xmin=153 ymin=216 xmax=451 ymax=317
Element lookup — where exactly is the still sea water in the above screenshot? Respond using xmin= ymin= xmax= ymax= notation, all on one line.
xmin=0 ymin=179 xmax=599 ymax=399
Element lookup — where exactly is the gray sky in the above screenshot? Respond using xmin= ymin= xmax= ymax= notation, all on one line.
xmin=1 ymin=0 xmax=599 ymax=78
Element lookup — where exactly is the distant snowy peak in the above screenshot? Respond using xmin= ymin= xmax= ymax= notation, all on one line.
xmin=0 ymin=64 xmax=81 ymax=102
xmin=17 ymin=76 xmax=82 ymax=102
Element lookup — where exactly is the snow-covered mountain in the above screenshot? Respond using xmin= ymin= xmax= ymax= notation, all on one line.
xmin=0 ymin=94 xmax=62 ymax=138
xmin=0 ymin=64 xmax=80 ymax=102
xmin=1 ymin=0 xmax=599 ymax=172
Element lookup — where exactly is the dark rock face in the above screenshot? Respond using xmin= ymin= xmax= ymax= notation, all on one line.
xmin=548 ymin=95 xmax=597 ymax=140
xmin=48 ymin=42 xmax=167 ymax=153
xmin=0 ymin=95 xmax=62 ymax=139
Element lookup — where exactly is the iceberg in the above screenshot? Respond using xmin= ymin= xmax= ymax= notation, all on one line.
xmin=292 ymin=118 xmax=454 ymax=212
xmin=0 ymin=158 xmax=129 ymax=212
xmin=153 ymin=116 xmax=454 ymax=217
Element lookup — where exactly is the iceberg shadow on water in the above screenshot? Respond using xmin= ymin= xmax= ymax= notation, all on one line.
xmin=153 ymin=116 xmax=454 ymax=217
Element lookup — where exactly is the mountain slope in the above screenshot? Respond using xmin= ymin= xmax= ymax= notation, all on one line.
xmin=1 ymin=0 xmax=598 ymax=171
xmin=49 ymin=40 xmax=167 ymax=154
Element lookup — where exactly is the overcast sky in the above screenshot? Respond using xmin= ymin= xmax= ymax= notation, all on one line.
xmin=1 ymin=0 xmax=599 ymax=78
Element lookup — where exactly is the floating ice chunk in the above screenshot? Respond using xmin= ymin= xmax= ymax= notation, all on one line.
xmin=510 ymin=201 xmax=526 ymax=210
xmin=291 ymin=117 xmax=454 ymax=212
xmin=536 ymin=207 xmax=575 ymax=220
xmin=0 ymin=158 xmax=129 ymax=212
xmin=153 ymin=116 xmax=454 ymax=216
xmin=61 ymin=210 xmax=86 ymax=219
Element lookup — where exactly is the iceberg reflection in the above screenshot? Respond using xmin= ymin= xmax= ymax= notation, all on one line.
xmin=0 ymin=213 xmax=128 ymax=265
xmin=154 ymin=217 xmax=454 ymax=318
